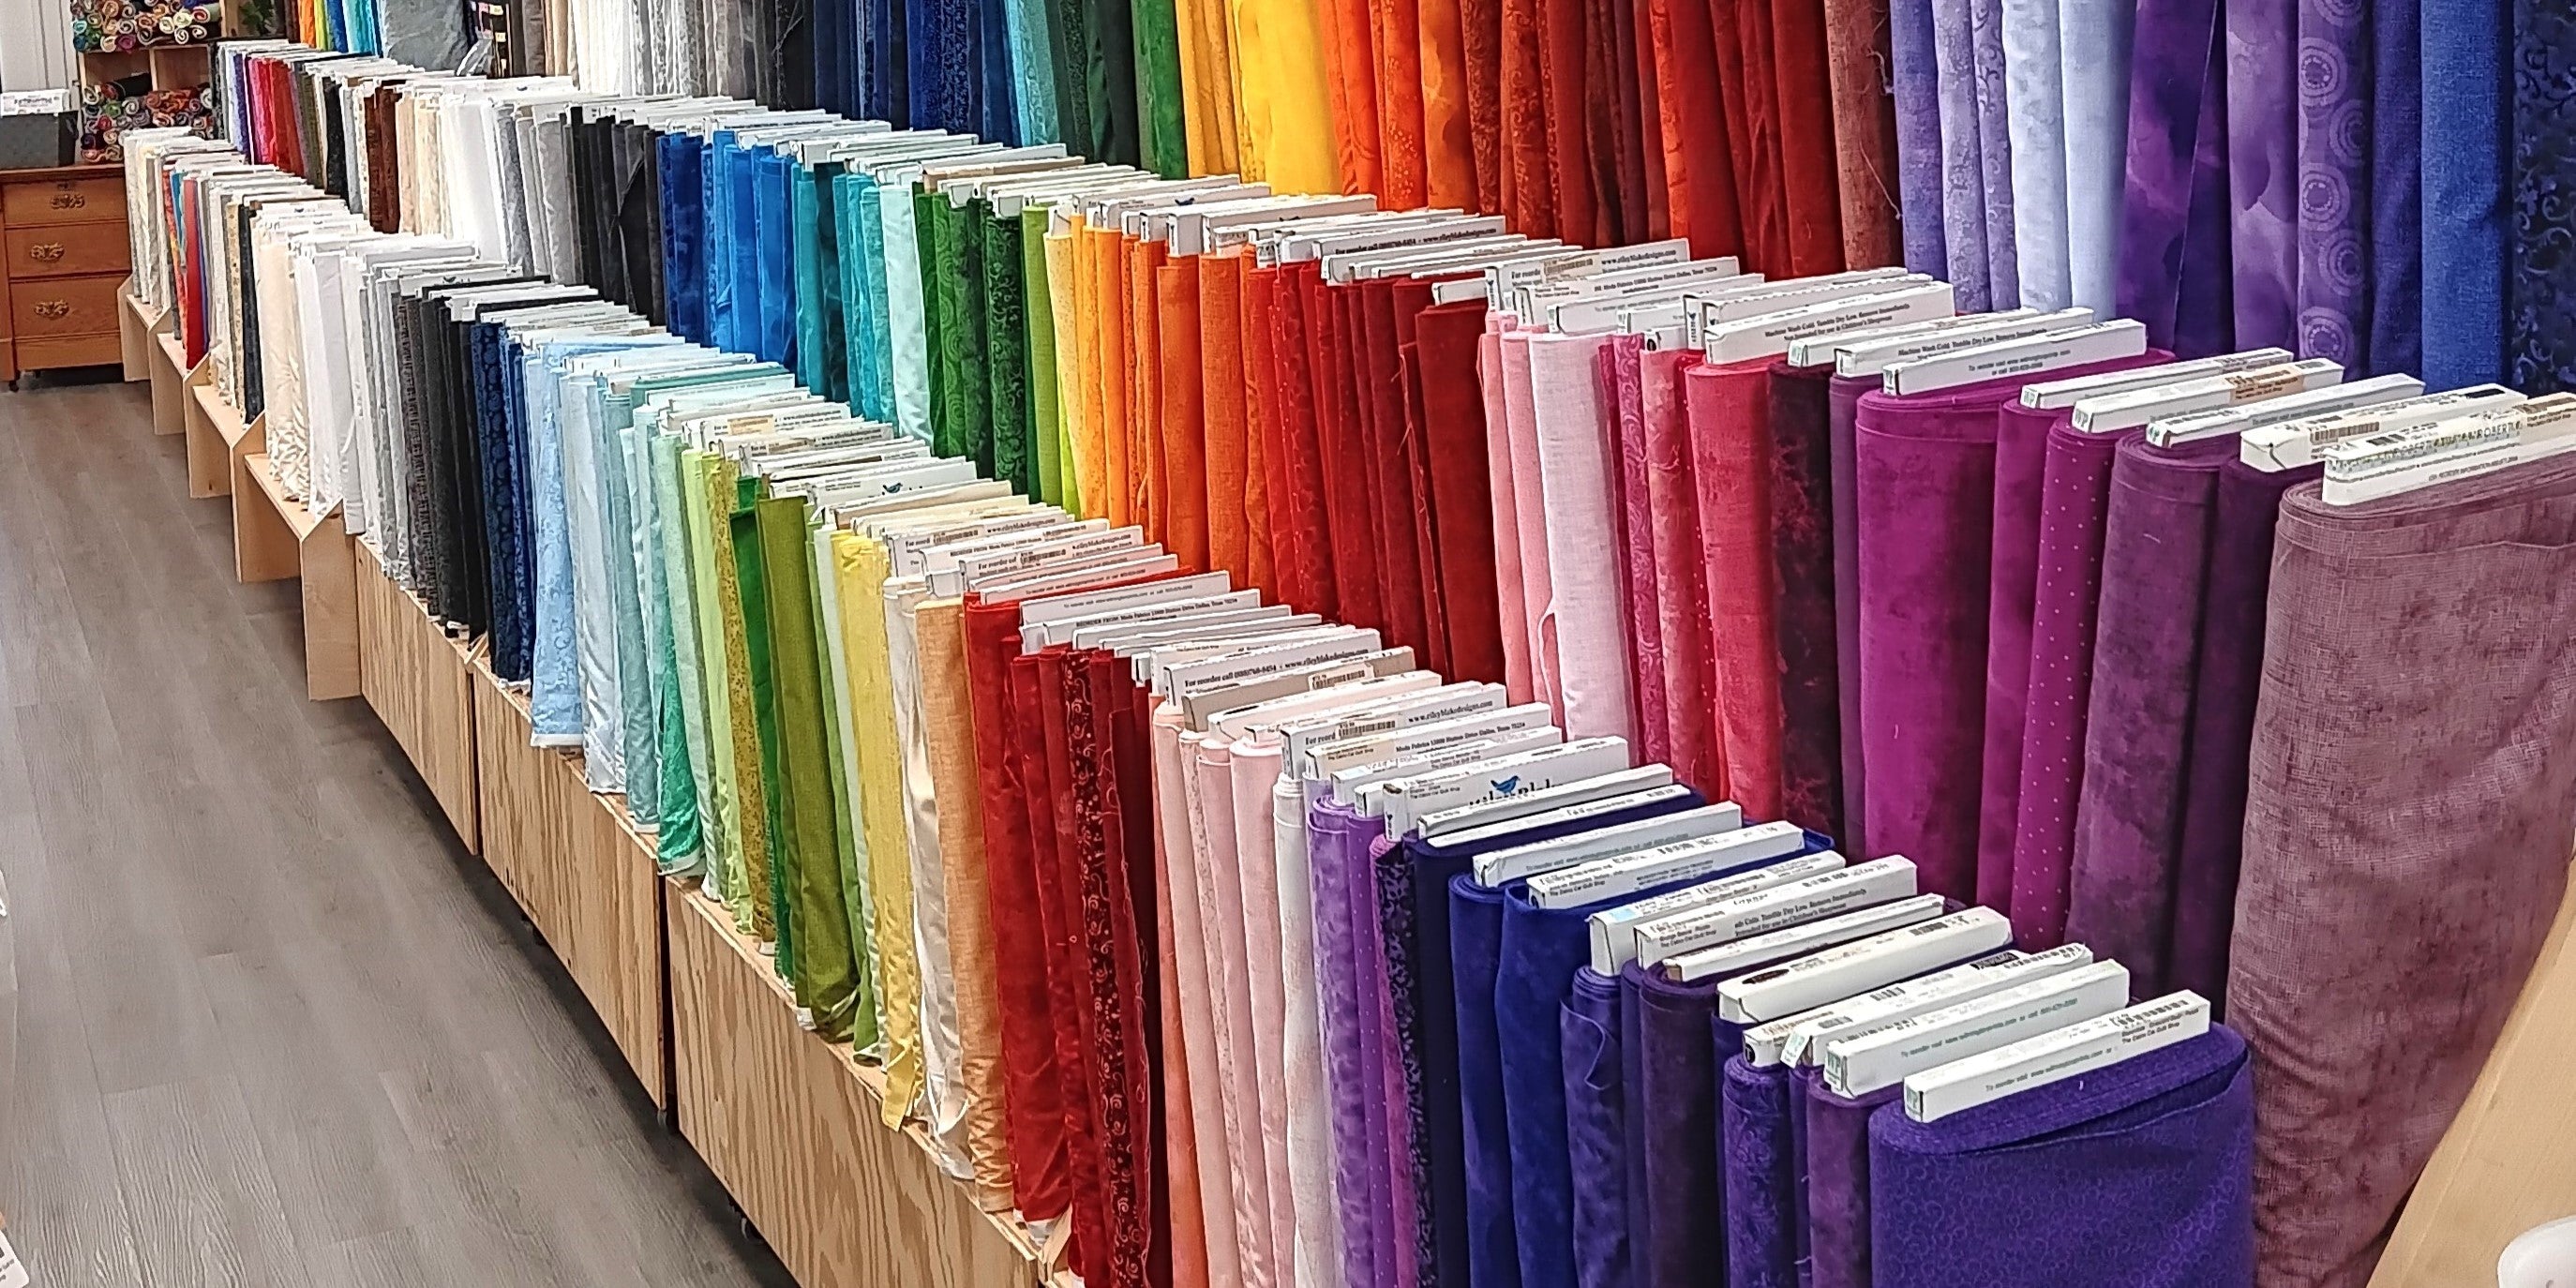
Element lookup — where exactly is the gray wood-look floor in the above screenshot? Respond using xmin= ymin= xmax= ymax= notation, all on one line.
xmin=0 ymin=373 xmax=794 ymax=1287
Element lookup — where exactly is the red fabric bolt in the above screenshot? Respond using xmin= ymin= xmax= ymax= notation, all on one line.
xmin=1500 ymin=0 xmax=1554 ymax=235
xmin=1310 ymin=277 xmax=1386 ymax=630
xmin=1022 ymin=653 xmax=1111 ymax=1284
xmin=1360 ymin=278 xmax=1433 ymax=658
xmin=1272 ymin=264 xmax=1340 ymax=621
xmin=1770 ymin=0 xmax=1848 ymax=273
xmin=1538 ymin=0 xmax=1601 ymax=243
xmin=1684 ymin=358 xmax=1785 ymax=821
xmin=1410 ymin=299 xmax=1510 ymax=686
xmin=1718 ymin=0 xmax=1793 ymax=274
xmin=1642 ymin=348 xmax=1729 ymax=798
xmin=1392 ymin=277 xmax=1456 ymax=678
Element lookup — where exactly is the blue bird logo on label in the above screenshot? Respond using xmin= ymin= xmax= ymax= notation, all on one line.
xmin=1491 ymin=775 xmax=1520 ymax=795
xmin=883 ymin=483 xmax=904 ymax=493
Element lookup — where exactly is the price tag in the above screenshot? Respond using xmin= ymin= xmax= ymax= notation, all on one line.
xmin=0 ymin=1230 xmax=30 ymax=1288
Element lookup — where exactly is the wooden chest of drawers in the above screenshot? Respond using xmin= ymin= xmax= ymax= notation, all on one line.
xmin=0 ymin=163 xmax=129 ymax=385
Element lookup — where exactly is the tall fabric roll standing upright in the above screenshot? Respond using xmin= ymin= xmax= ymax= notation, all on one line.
xmin=1891 ymin=0 xmax=1947 ymax=276
xmin=2000 ymin=0 xmax=2071 ymax=309
xmin=2226 ymin=0 xmax=2297 ymax=352
xmin=1688 ymin=358 xmax=1787 ymax=822
xmin=2119 ymin=0 xmax=2233 ymax=356
xmin=2233 ymin=461 xmax=2576 ymax=1288
xmin=1929 ymin=0 xmax=1992 ymax=307
xmin=2057 ymin=0 xmax=2132 ymax=313
xmin=1821 ymin=0 xmax=1903 ymax=267
xmin=2369 ymin=0 xmax=2421 ymax=376
xmin=2508 ymin=0 xmax=2576 ymax=393
xmin=2417 ymin=0 xmax=2507 ymax=388
xmin=1768 ymin=362 xmax=1846 ymax=837
xmin=1973 ymin=396 xmax=2068 ymax=911
xmin=2294 ymin=0 xmax=2369 ymax=367
xmin=1968 ymin=0 xmax=2016 ymax=305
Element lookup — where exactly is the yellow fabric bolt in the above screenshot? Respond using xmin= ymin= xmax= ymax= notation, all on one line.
xmin=832 ymin=532 xmax=924 ymax=1125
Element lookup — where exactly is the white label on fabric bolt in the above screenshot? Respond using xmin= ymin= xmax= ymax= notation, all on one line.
xmin=0 ymin=1233 xmax=25 ymax=1288
xmin=1902 ymin=991 xmax=2210 ymax=1121
xmin=1825 ymin=960 xmax=2133 ymax=1098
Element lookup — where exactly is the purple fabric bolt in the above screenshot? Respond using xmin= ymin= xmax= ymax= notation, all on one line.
xmin=1969 ymin=0 xmax=2018 ymax=307
xmin=1310 ymin=799 xmax=1388 ymax=1288
xmin=1827 ymin=375 xmax=1875 ymax=853
xmin=2119 ymin=0 xmax=2233 ymax=355
xmin=1723 ymin=1057 xmax=1800 ymax=1288
xmin=1891 ymin=0 xmax=1951 ymax=277
xmin=2232 ymin=461 xmax=2576 ymax=1288
xmin=1625 ymin=965 xmax=1729 ymax=1288
xmin=1802 ymin=1071 xmax=1899 ymax=1288
xmin=2294 ymin=0 xmax=2370 ymax=368
xmin=1972 ymin=398 xmax=2066 ymax=909
xmin=1769 ymin=362 xmax=1846 ymax=838
xmin=2167 ymin=459 xmax=2316 ymax=1011
xmin=2062 ymin=434 xmax=2235 ymax=996
xmin=1564 ymin=969 xmax=1633 ymax=1288
xmin=1867 ymin=1026 xmax=2255 ymax=1288
xmin=2006 ymin=421 xmax=2132 ymax=950
xmin=1850 ymin=355 xmax=2161 ymax=903
xmin=2225 ymin=0 xmax=2299 ymax=351
xmin=1362 ymin=833 xmax=1422 ymax=1288
xmin=1450 ymin=874 xmax=1524 ymax=1288
xmin=1932 ymin=0 xmax=1995 ymax=308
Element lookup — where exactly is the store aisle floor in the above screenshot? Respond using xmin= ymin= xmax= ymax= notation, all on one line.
xmin=0 ymin=376 xmax=794 ymax=1286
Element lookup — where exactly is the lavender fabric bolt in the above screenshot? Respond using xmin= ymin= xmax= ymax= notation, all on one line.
xmin=1451 ymin=874 xmax=1522 ymax=1288
xmin=2232 ymin=460 xmax=2576 ymax=1288
xmin=1867 ymin=1026 xmax=2254 ymax=1288
xmin=1803 ymin=1071 xmax=1900 ymax=1288
xmin=2368 ymin=0 xmax=2421 ymax=377
xmin=2119 ymin=0 xmax=2232 ymax=355
xmin=2226 ymin=0 xmax=2299 ymax=352
xmin=1969 ymin=0 xmax=2018 ymax=307
xmin=2063 ymin=435 xmax=2234 ymax=996
xmin=2058 ymin=0 xmax=2134 ymax=313
xmin=1406 ymin=791 xmax=1709 ymax=1288
xmin=2167 ymin=459 xmax=2317 ymax=1011
xmin=1310 ymin=799 xmax=1389 ymax=1288
xmin=2006 ymin=421 xmax=2132 ymax=951
xmin=2000 ymin=0 xmax=2072 ymax=309
xmin=1851 ymin=357 xmax=2158 ymax=903
xmin=1891 ymin=0 xmax=1951 ymax=277
xmin=1564 ymin=970 xmax=1632 ymax=1288
xmin=1973 ymin=398 xmax=2067 ymax=910
xmin=2417 ymin=0 xmax=2507 ymax=387
xmin=1500 ymin=842 xmax=1823 ymax=1288
xmin=1625 ymin=965 xmax=1735 ymax=1288
xmin=1828 ymin=376 xmax=1875 ymax=852
xmin=2294 ymin=0 xmax=2370 ymax=368
xmin=1932 ymin=0 xmax=1994 ymax=308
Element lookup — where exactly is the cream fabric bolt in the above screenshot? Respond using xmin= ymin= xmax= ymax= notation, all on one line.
xmin=1272 ymin=775 xmax=1348 ymax=1288
xmin=1526 ymin=331 xmax=1640 ymax=745
xmin=885 ymin=576 xmax=973 ymax=1169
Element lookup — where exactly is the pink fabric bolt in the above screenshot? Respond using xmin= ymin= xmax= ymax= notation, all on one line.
xmin=1529 ymin=331 xmax=1641 ymax=745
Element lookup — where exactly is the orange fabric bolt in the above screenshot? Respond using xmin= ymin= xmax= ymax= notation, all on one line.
xmin=1200 ymin=251 xmax=1254 ymax=587
xmin=1131 ymin=235 xmax=1170 ymax=544
xmin=1091 ymin=226 xmax=1134 ymax=529
xmin=1159 ymin=255 xmax=1212 ymax=573
xmin=1318 ymin=0 xmax=1385 ymax=195
xmin=1236 ymin=258 xmax=1279 ymax=599
xmin=1418 ymin=0 xmax=1480 ymax=208
xmin=1373 ymin=0 xmax=1431 ymax=208
xmin=1500 ymin=0 xmax=1553 ymax=236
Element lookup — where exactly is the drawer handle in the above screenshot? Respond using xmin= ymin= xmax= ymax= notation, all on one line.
xmin=50 ymin=192 xmax=86 ymax=211
xmin=27 ymin=242 xmax=66 ymax=262
xmin=32 ymin=301 xmax=69 ymax=320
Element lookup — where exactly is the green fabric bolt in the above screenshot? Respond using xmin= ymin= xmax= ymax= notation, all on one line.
xmin=632 ymin=422 xmax=702 ymax=875
xmin=838 ymin=174 xmax=878 ymax=419
xmin=1047 ymin=0 xmax=1095 ymax=157
xmin=793 ymin=164 xmax=831 ymax=401
xmin=1130 ymin=0 xmax=1187 ymax=177
xmin=701 ymin=454 xmax=768 ymax=936
xmin=806 ymin=515 xmax=881 ymax=1052
xmin=599 ymin=416 xmax=661 ymax=831
xmin=816 ymin=162 xmax=851 ymax=414
xmin=1084 ymin=0 xmax=1143 ymax=166
xmin=730 ymin=475 xmax=796 ymax=979
xmin=916 ymin=186 xmax=954 ymax=457
xmin=1022 ymin=205 xmax=1069 ymax=509
xmin=753 ymin=493 xmax=861 ymax=1042
xmin=952 ymin=199 xmax=994 ymax=476
xmin=654 ymin=434 xmax=717 ymax=879
xmin=984 ymin=206 xmax=1030 ymax=494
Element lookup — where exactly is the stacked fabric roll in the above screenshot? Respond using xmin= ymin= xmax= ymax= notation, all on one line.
xmin=128 ymin=41 xmax=2576 ymax=1288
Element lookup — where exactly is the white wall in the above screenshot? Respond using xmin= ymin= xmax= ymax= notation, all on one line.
xmin=0 ymin=0 xmax=77 ymax=94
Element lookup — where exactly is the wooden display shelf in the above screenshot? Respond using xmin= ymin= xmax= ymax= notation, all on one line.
xmin=666 ymin=887 xmax=1054 ymax=1288
xmin=354 ymin=542 xmax=481 ymax=852
xmin=117 ymin=278 xmax=162 ymax=382
xmin=148 ymin=327 xmax=198 ymax=437
xmin=470 ymin=661 xmax=669 ymax=1110
xmin=184 ymin=377 xmax=256 ymax=498
xmin=231 ymin=451 xmax=357 ymax=699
